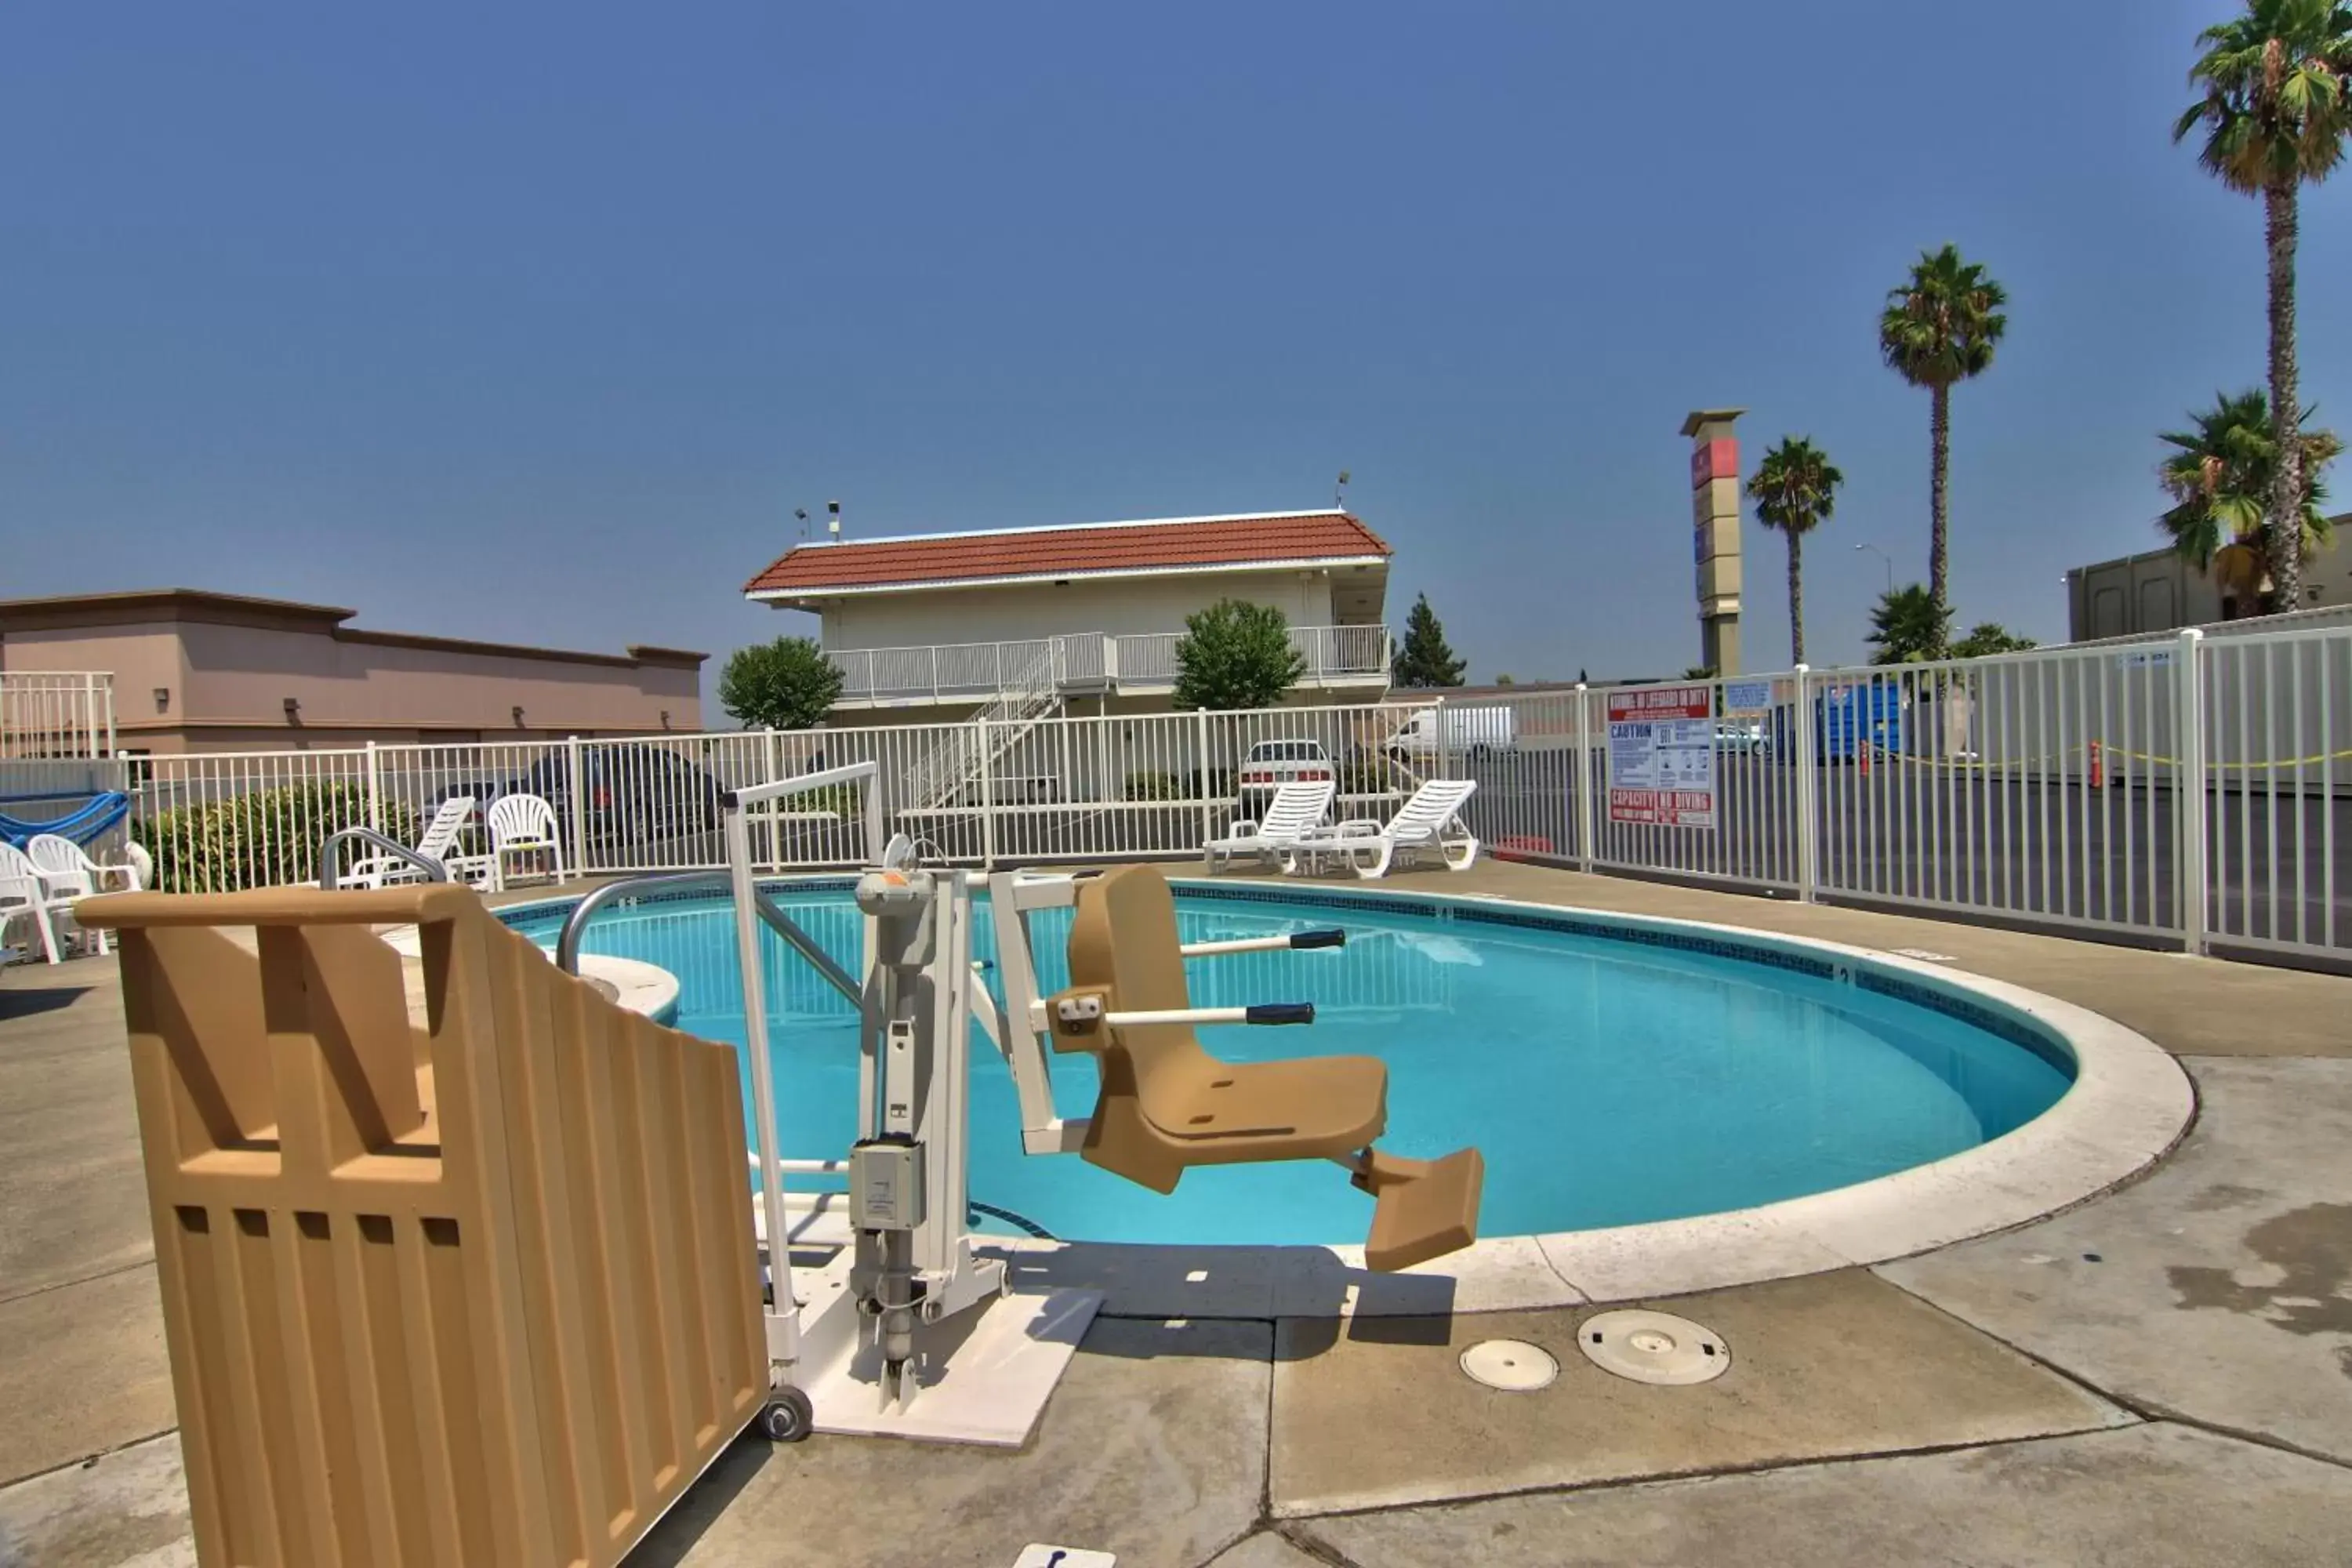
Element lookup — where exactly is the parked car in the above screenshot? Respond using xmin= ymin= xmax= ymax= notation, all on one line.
xmin=1715 ymin=719 xmax=1768 ymax=755
xmin=1235 ymin=739 xmax=1336 ymax=817
xmin=1385 ymin=705 xmax=1517 ymax=762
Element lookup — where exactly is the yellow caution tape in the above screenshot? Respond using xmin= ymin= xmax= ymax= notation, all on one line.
xmin=1860 ymin=742 xmax=2352 ymax=772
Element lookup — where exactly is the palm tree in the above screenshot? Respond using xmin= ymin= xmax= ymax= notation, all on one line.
xmin=1744 ymin=437 xmax=1845 ymax=665
xmin=1878 ymin=245 xmax=2009 ymax=621
xmin=1867 ymin=584 xmax=1952 ymax=666
xmin=2158 ymin=387 xmax=2340 ymax=612
xmin=2175 ymin=0 xmax=2352 ymax=610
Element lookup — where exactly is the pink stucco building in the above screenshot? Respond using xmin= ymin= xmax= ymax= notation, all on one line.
xmin=0 ymin=590 xmax=704 ymax=753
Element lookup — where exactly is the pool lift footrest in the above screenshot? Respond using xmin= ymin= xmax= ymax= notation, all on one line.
xmin=1355 ymin=1147 xmax=1486 ymax=1273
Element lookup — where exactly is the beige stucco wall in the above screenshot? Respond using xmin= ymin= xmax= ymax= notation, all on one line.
xmin=5 ymin=617 xmax=700 ymax=749
xmin=2070 ymin=529 xmax=2352 ymax=639
xmin=815 ymin=568 xmax=1348 ymax=651
xmin=2 ymin=626 xmax=186 ymax=713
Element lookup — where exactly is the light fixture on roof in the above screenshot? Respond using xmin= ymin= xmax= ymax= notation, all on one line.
xmin=828 ymin=499 xmax=842 ymax=542
xmin=1335 ymin=469 xmax=1351 ymax=509
xmin=796 ymin=507 xmax=809 ymax=541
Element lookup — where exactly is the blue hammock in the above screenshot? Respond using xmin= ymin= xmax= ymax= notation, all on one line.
xmin=0 ymin=791 xmax=130 ymax=850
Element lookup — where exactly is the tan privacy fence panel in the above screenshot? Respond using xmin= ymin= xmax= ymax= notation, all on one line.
xmin=81 ymin=884 xmax=764 ymax=1568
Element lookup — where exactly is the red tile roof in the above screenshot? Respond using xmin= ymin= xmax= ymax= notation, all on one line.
xmin=743 ymin=511 xmax=1391 ymax=599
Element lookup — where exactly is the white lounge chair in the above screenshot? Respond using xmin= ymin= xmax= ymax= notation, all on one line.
xmin=343 ymin=796 xmax=477 ymax=889
xmin=1203 ymin=779 xmax=1336 ymax=872
xmin=487 ymin=793 xmax=565 ymax=890
xmin=1285 ymin=779 xmax=1481 ymax=880
xmin=0 ymin=840 xmax=77 ymax=964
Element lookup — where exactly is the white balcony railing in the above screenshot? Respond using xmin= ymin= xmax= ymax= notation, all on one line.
xmin=827 ymin=625 xmax=1391 ymax=706
xmin=1 ymin=671 xmax=115 ymax=760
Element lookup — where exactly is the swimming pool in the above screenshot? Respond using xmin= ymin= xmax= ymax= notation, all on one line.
xmin=503 ymin=880 xmax=2078 ymax=1249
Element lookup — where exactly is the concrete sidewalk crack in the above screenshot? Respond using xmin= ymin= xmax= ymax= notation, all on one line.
xmin=0 ymin=1255 xmax=154 ymax=1308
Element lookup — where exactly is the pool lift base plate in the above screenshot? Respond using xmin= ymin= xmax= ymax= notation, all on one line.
xmin=784 ymin=1257 xmax=1103 ymax=1446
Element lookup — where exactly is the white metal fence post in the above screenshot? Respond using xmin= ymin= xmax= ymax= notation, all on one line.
xmin=1574 ymin=684 xmax=1596 ymax=871
xmin=565 ymin=735 xmax=588 ymax=882
xmin=364 ymin=740 xmax=383 ymax=833
xmin=1433 ymin=695 xmax=1450 ymax=780
xmin=2176 ymin=629 xmax=2207 ymax=954
xmin=978 ymin=717 xmax=998 ymax=869
xmin=1196 ymin=708 xmax=1212 ymax=848
xmin=1794 ymin=665 xmax=1819 ymax=902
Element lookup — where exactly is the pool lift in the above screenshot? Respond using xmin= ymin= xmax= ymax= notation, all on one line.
xmin=717 ymin=767 xmax=1485 ymax=1447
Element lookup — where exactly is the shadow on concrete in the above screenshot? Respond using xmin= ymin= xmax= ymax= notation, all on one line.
xmin=978 ymin=1240 xmax=1463 ymax=1357
xmin=0 ymin=984 xmax=93 ymax=1022
xmin=623 ymin=1433 xmax=772 ymax=1568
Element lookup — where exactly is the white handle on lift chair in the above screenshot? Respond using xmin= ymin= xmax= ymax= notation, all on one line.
xmin=1178 ymin=928 xmax=1345 ymax=958
xmin=1054 ymin=994 xmax=1316 ymax=1029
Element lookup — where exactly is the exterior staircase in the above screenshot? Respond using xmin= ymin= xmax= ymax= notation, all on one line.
xmin=901 ymin=644 xmax=1065 ymax=809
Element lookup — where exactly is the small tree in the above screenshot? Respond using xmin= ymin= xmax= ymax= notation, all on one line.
xmin=1949 ymin=622 xmax=2038 ymax=657
xmin=1172 ymin=600 xmax=1305 ymax=710
xmin=1392 ymin=593 xmax=1468 ymax=688
xmin=1494 ymin=673 xmax=1516 ymax=686
xmin=1867 ymin=584 xmax=1953 ymax=664
xmin=719 ymin=636 xmax=844 ymax=729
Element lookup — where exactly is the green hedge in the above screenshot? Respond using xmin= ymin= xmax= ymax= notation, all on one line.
xmin=134 ymin=783 xmax=419 ymax=894
xmin=1123 ymin=770 xmax=1185 ymax=802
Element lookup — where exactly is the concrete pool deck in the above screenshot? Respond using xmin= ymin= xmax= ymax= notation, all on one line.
xmin=5 ymin=862 xmax=2352 ymax=1565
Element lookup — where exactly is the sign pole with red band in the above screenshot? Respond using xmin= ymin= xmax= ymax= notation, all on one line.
xmin=1680 ymin=407 xmax=1746 ymax=677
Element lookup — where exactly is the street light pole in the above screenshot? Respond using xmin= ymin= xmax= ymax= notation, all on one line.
xmin=1854 ymin=542 xmax=1893 ymax=594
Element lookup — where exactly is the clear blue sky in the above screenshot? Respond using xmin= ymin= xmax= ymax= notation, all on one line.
xmin=4 ymin=2 xmax=2345 ymax=698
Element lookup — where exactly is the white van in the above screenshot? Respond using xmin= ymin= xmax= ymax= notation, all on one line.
xmin=1385 ymin=705 xmax=1516 ymax=761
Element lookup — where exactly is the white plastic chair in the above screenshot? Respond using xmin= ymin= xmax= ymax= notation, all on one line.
xmin=487 ymin=793 xmax=565 ymax=891
xmin=26 ymin=834 xmax=145 ymax=956
xmin=0 ymin=841 xmax=74 ymax=964
xmin=1203 ymin=780 xmax=1336 ymax=872
xmin=1285 ymin=779 xmax=1481 ymax=880
xmin=344 ymin=796 xmax=477 ymax=889
xmin=25 ymin=833 xmax=145 ymax=898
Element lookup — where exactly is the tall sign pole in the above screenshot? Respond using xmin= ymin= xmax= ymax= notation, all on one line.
xmin=1681 ymin=407 xmax=1745 ymax=676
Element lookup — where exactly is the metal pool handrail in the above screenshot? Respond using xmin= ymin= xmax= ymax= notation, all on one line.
xmin=317 ymin=827 xmax=449 ymax=890
xmin=554 ymin=869 xmax=860 ymax=1005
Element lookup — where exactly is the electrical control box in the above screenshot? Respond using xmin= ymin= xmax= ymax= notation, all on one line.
xmin=849 ymin=1137 xmax=926 ymax=1231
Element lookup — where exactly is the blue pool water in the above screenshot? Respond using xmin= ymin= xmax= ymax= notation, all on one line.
xmin=510 ymin=887 xmax=2073 ymax=1245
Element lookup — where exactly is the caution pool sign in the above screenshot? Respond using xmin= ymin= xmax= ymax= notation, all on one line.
xmin=1606 ymin=686 xmax=1717 ymax=829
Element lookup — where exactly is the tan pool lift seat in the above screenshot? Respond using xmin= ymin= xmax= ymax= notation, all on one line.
xmin=1047 ymin=864 xmax=1485 ymax=1272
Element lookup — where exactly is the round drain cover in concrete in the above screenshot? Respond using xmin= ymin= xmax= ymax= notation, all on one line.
xmin=1458 ymin=1338 xmax=1559 ymax=1392
xmin=1576 ymin=1310 xmax=1730 ymax=1385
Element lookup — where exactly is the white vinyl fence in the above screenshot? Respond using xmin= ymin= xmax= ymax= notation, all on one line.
xmin=107 ymin=619 xmax=2352 ymax=971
